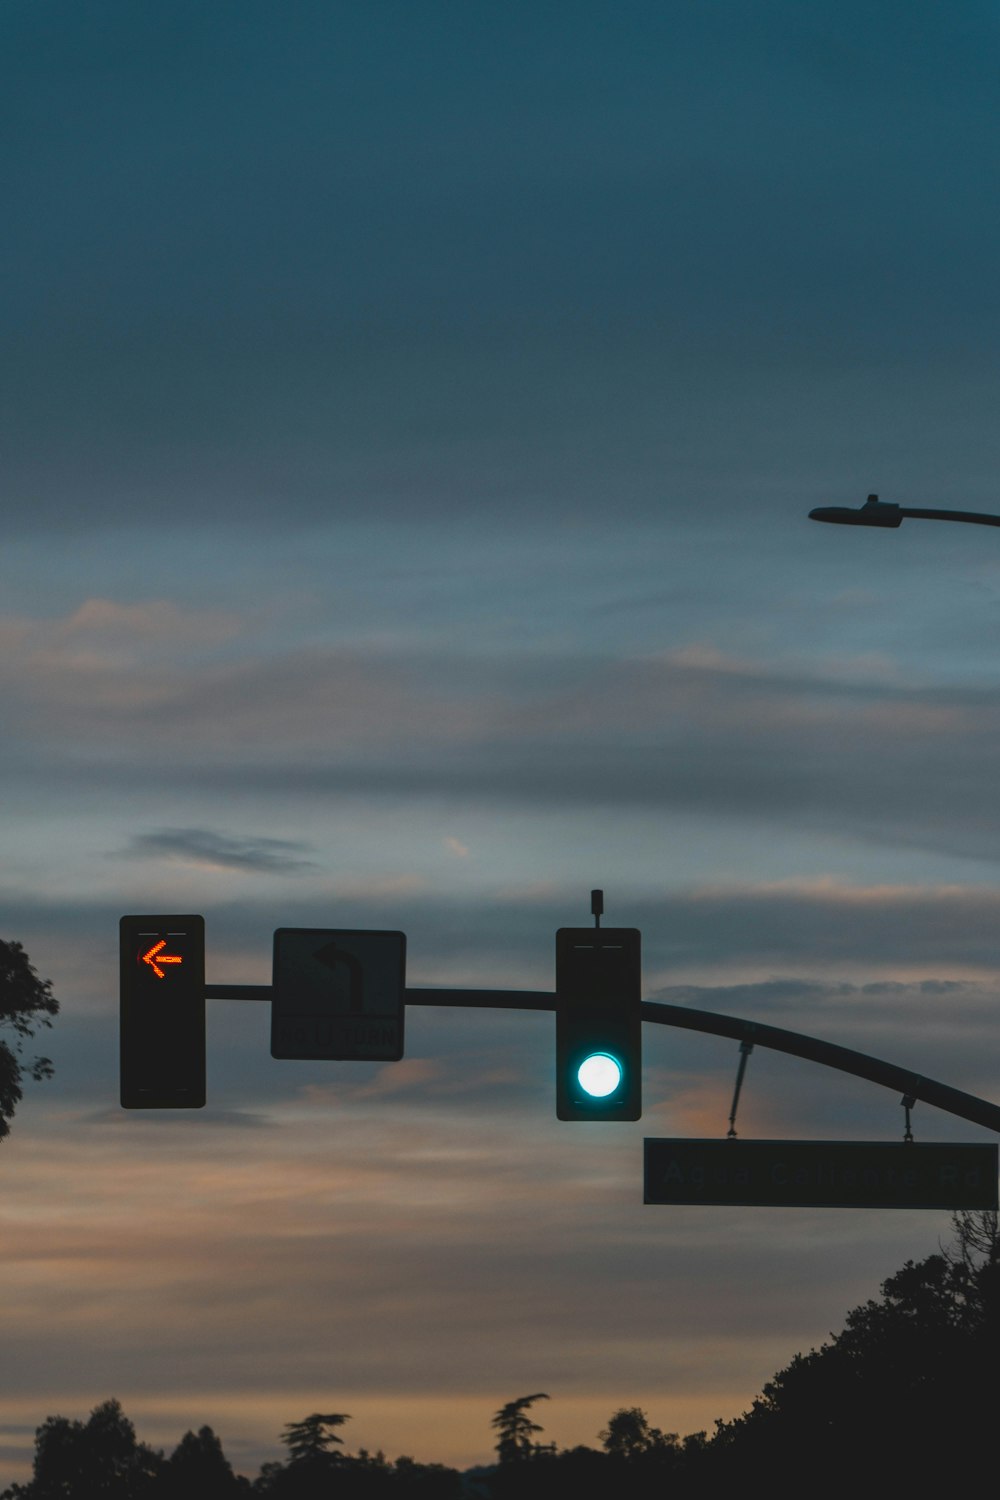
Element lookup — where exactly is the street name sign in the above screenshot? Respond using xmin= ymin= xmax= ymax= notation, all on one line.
xmin=271 ymin=928 xmax=406 ymax=1061
xmin=644 ymin=1138 xmax=999 ymax=1210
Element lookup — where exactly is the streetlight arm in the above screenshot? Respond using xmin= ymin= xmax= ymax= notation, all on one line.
xmin=810 ymin=494 xmax=1000 ymax=528
xmin=901 ymin=506 xmax=1000 ymax=527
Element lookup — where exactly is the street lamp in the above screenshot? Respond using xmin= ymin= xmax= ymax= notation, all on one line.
xmin=809 ymin=494 xmax=1000 ymax=529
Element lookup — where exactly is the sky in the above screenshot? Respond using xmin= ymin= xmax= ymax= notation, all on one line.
xmin=3 ymin=0 xmax=1000 ymax=1482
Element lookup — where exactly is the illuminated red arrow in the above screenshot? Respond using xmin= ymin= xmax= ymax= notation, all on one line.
xmin=142 ymin=939 xmax=183 ymax=979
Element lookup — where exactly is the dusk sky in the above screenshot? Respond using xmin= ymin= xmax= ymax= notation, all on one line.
xmin=4 ymin=0 xmax=1000 ymax=1483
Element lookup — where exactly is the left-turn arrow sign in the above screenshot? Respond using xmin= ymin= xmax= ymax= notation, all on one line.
xmin=142 ymin=939 xmax=183 ymax=979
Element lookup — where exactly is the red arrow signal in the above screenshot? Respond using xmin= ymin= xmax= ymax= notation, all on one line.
xmin=141 ymin=939 xmax=183 ymax=979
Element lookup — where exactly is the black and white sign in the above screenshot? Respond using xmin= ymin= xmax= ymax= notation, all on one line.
xmin=644 ymin=1138 xmax=999 ymax=1209
xmin=271 ymin=928 xmax=406 ymax=1061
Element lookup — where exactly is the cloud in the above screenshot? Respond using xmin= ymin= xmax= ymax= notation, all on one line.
xmin=124 ymin=828 xmax=320 ymax=875
xmin=0 ymin=607 xmax=499 ymax=756
xmin=649 ymin=973 xmax=1000 ymax=1064
xmin=444 ymin=837 xmax=470 ymax=858
xmin=83 ymin=1107 xmax=274 ymax=1130
xmin=302 ymin=1058 xmax=445 ymax=1103
xmin=0 ymin=598 xmax=242 ymax=670
xmin=10 ymin=877 xmax=1000 ymax=998
xmin=5 ymin=630 xmax=998 ymax=867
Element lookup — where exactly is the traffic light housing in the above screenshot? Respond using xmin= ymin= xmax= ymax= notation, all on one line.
xmin=556 ymin=927 xmax=641 ymax=1120
xmin=120 ymin=915 xmax=206 ymax=1108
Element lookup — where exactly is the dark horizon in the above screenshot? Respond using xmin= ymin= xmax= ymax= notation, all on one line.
xmin=6 ymin=1209 xmax=995 ymax=1495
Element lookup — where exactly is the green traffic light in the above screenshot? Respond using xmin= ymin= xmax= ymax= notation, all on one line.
xmin=577 ymin=1051 xmax=623 ymax=1099
xmin=556 ymin=926 xmax=642 ymax=1121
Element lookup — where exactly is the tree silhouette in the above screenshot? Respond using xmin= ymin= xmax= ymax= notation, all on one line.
xmin=0 ymin=939 xmax=58 ymax=1142
xmin=162 ymin=1424 xmax=248 ymax=1498
xmin=711 ymin=1211 xmax=999 ymax=1496
xmin=600 ymin=1407 xmax=676 ymax=1460
xmin=248 ymin=1413 xmax=353 ymax=1496
xmin=1 ymin=1398 xmax=163 ymax=1499
xmin=389 ymin=1454 xmax=462 ymax=1500
xmin=490 ymin=1394 xmax=549 ymax=1464
xmin=4 ymin=1231 xmax=994 ymax=1500
xmin=281 ymin=1413 xmax=350 ymax=1464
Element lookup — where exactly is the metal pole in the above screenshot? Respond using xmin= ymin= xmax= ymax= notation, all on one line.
xmin=205 ymin=983 xmax=1000 ymax=1134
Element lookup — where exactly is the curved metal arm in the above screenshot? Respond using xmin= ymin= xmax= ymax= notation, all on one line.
xmin=399 ymin=988 xmax=1000 ymax=1135
xmin=206 ymin=982 xmax=1000 ymax=1134
xmin=810 ymin=494 xmax=1000 ymax=528
xmin=902 ymin=506 xmax=1000 ymax=526
xmin=638 ymin=998 xmax=1000 ymax=1135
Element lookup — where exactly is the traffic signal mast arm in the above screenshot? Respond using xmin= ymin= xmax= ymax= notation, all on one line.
xmin=641 ymin=998 xmax=1000 ymax=1137
xmin=201 ymin=982 xmax=1000 ymax=1135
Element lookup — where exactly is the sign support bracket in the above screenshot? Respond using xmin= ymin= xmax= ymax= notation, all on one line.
xmin=727 ymin=1041 xmax=754 ymax=1140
